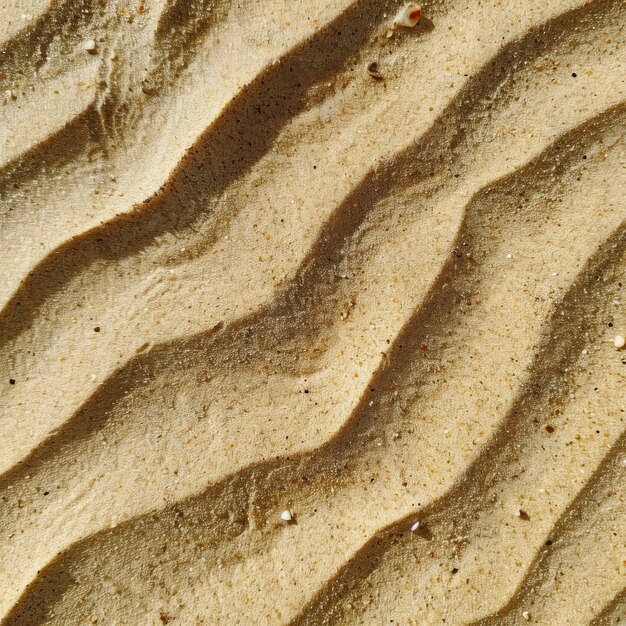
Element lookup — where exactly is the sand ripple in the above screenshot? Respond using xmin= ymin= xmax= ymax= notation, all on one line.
xmin=0 ymin=0 xmax=624 ymax=623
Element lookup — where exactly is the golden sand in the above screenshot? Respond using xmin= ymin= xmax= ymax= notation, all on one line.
xmin=0 ymin=0 xmax=624 ymax=623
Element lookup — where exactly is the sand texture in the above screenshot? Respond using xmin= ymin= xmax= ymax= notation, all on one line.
xmin=0 ymin=0 xmax=625 ymax=623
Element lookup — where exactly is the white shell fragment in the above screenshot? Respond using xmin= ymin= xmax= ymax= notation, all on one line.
xmin=84 ymin=39 xmax=97 ymax=53
xmin=394 ymin=4 xmax=421 ymax=27
xmin=522 ymin=611 xmax=531 ymax=621
xmin=280 ymin=510 xmax=293 ymax=522
xmin=410 ymin=521 xmax=420 ymax=532
xmin=614 ymin=335 xmax=625 ymax=348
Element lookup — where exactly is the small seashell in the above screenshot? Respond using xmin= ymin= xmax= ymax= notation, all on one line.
xmin=280 ymin=510 xmax=293 ymax=522
xmin=367 ymin=62 xmax=384 ymax=80
xmin=394 ymin=4 xmax=421 ymax=28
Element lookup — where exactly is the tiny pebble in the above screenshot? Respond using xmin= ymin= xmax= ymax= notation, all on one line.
xmin=280 ymin=510 xmax=292 ymax=522
xmin=522 ymin=611 xmax=531 ymax=621
xmin=505 ymin=253 xmax=512 ymax=259
xmin=85 ymin=39 xmax=97 ymax=53
xmin=614 ymin=335 xmax=625 ymax=349
xmin=410 ymin=521 xmax=420 ymax=532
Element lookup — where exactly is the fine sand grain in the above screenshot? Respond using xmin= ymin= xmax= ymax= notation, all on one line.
xmin=0 ymin=0 xmax=624 ymax=624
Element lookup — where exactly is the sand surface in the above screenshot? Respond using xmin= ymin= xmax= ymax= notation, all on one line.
xmin=0 ymin=0 xmax=625 ymax=624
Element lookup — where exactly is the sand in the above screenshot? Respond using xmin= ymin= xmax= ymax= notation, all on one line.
xmin=0 ymin=0 xmax=624 ymax=624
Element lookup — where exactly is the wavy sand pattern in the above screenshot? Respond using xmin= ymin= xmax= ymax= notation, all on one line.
xmin=0 ymin=0 xmax=624 ymax=623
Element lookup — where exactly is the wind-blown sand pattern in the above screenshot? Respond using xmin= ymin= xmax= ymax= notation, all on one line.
xmin=0 ymin=0 xmax=624 ymax=623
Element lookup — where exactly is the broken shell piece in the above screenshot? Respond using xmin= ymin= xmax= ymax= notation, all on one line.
xmin=367 ymin=62 xmax=384 ymax=81
xmin=522 ymin=611 xmax=531 ymax=621
xmin=394 ymin=4 xmax=421 ymax=27
xmin=614 ymin=335 xmax=625 ymax=348
xmin=410 ymin=521 xmax=420 ymax=532
xmin=85 ymin=39 xmax=97 ymax=53
xmin=280 ymin=510 xmax=293 ymax=522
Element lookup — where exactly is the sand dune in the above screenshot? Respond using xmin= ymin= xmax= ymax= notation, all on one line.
xmin=1 ymin=0 xmax=624 ymax=623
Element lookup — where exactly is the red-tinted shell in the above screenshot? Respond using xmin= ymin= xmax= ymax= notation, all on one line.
xmin=394 ymin=4 xmax=421 ymax=27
